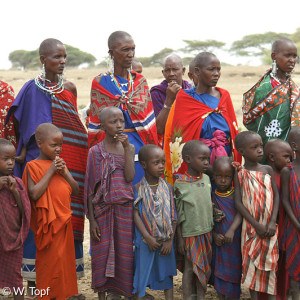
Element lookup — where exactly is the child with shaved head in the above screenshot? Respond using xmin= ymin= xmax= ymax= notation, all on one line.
xmin=212 ymin=156 xmax=242 ymax=300
xmin=264 ymin=139 xmax=292 ymax=299
xmin=85 ymin=106 xmax=135 ymax=299
xmin=0 ymin=139 xmax=31 ymax=300
xmin=234 ymin=131 xmax=279 ymax=299
xmin=23 ymin=123 xmax=79 ymax=299
xmin=133 ymin=144 xmax=177 ymax=299
xmin=281 ymin=128 xmax=300 ymax=299
xmin=174 ymin=140 xmax=213 ymax=300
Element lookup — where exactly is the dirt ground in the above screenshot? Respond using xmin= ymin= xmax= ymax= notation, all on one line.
xmin=76 ymin=220 xmax=251 ymax=300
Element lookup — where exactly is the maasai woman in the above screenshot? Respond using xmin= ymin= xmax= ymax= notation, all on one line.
xmin=243 ymin=37 xmax=300 ymax=163
xmin=7 ymin=38 xmax=87 ymax=299
xmin=164 ymin=52 xmax=241 ymax=185
xmin=88 ymin=31 xmax=158 ymax=185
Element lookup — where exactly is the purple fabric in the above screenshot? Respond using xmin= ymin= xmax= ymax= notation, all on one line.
xmin=150 ymin=80 xmax=192 ymax=117
xmin=6 ymin=80 xmax=52 ymax=177
xmin=212 ymin=192 xmax=242 ymax=298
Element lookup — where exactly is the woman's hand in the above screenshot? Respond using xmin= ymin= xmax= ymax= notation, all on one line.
xmin=213 ymin=231 xmax=225 ymax=246
xmin=177 ymin=236 xmax=186 ymax=255
xmin=224 ymin=228 xmax=234 ymax=243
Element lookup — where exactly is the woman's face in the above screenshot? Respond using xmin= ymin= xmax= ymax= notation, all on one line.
xmin=43 ymin=44 xmax=67 ymax=76
xmin=110 ymin=36 xmax=135 ymax=70
xmin=273 ymin=42 xmax=298 ymax=74
xmin=196 ymin=57 xmax=221 ymax=87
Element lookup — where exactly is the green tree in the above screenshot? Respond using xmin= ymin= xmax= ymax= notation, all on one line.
xmin=291 ymin=28 xmax=300 ymax=43
xmin=181 ymin=39 xmax=225 ymax=55
xmin=229 ymin=31 xmax=290 ymax=63
xmin=9 ymin=45 xmax=96 ymax=69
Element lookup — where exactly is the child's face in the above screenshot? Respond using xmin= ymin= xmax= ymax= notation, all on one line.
xmin=187 ymin=146 xmax=210 ymax=174
xmin=241 ymin=134 xmax=263 ymax=163
xmin=271 ymin=143 xmax=292 ymax=172
xmin=213 ymin=164 xmax=233 ymax=193
xmin=38 ymin=131 xmax=63 ymax=161
xmin=0 ymin=145 xmax=16 ymax=176
xmin=143 ymin=148 xmax=165 ymax=179
xmin=101 ymin=110 xmax=125 ymax=137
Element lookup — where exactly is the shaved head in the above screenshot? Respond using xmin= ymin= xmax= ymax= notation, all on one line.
xmin=108 ymin=31 xmax=132 ymax=50
xmin=194 ymin=52 xmax=218 ymax=68
xmin=138 ymin=144 xmax=163 ymax=163
xmin=272 ymin=37 xmax=296 ymax=53
xmin=213 ymin=156 xmax=233 ymax=172
xmin=39 ymin=38 xmax=64 ymax=57
xmin=182 ymin=140 xmax=210 ymax=161
xmin=163 ymin=54 xmax=183 ymax=68
xmin=264 ymin=139 xmax=290 ymax=156
xmin=97 ymin=106 xmax=122 ymax=123
xmin=288 ymin=127 xmax=300 ymax=144
xmin=35 ymin=123 xmax=62 ymax=142
xmin=0 ymin=138 xmax=14 ymax=152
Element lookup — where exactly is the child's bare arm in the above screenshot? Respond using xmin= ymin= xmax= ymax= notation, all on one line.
xmin=55 ymin=157 xmax=79 ymax=195
xmin=133 ymin=207 xmax=161 ymax=251
xmin=281 ymin=167 xmax=300 ymax=231
xmin=87 ymin=194 xmax=101 ymax=241
xmin=8 ymin=176 xmax=24 ymax=215
xmin=176 ymin=223 xmax=186 ymax=255
xmin=15 ymin=146 xmax=26 ymax=164
xmin=117 ymin=134 xmax=135 ymax=182
xmin=224 ymin=212 xmax=242 ymax=243
xmin=234 ymin=172 xmax=267 ymax=238
xmin=27 ymin=162 xmax=56 ymax=201
xmin=266 ymin=166 xmax=279 ymax=236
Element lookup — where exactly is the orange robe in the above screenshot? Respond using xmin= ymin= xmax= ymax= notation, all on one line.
xmin=23 ymin=160 xmax=78 ymax=300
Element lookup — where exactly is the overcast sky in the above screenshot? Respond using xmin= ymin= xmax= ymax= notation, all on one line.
xmin=1 ymin=0 xmax=299 ymax=69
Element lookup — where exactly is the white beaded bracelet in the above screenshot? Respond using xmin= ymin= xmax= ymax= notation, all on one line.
xmin=163 ymin=104 xmax=171 ymax=110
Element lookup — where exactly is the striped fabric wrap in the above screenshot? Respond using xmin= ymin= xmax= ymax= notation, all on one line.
xmin=285 ymin=164 xmax=300 ymax=282
xmin=234 ymin=163 xmax=278 ymax=295
xmin=212 ymin=192 xmax=242 ymax=299
xmin=51 ymin=92 xmax=88 ymax=241
xmin=184 ymin=233 xmax=212 ymax=290
xmin=84 ymin=142 xmax=134 ymax=296
xmin=88 ymin=72 xmax=158 ymax=148
xmin=134 ymin=177 xmax=175 ymax=241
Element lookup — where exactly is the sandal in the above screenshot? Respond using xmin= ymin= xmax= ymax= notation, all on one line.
xmin=67 ymin=294 xmax=86 ymax=300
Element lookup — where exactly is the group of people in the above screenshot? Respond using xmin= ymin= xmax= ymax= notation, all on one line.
xmin=0 ymin=30 xmax=299 ymax=300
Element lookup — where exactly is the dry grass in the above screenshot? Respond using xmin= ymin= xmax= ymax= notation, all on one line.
xmin=2 ymin=65 xmax=300 ymax=129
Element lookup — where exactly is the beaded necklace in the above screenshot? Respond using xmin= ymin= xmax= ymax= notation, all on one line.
xmin=35 ymin=73 xmax=64 ymax=95
xmin=184 ymin=171 xmax=203 ymax=180
xmin=215 ymin=187 xmax=234 ymax=197
xmin=110 ymin=70 xmax=134 ymax=101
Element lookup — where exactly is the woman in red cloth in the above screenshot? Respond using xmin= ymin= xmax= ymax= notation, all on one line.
xmin=164 ymin=52 xmax=241 ymax=185
xmin=88 ymin=31 xmax=158 ymax=186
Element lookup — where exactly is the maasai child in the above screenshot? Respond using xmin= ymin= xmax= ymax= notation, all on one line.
xmin=174 ymin=140 xmax=214 ymax=300
xmin=234 ymin=131 xmax=279 ymax=300
xmin=212 ymin=156 xmax=242 ymax=300
xmin=84 ymin=106 xmax=135 ymax=300
xmin=0 ymin=139 xmax=31 ymax=300
xmin=281 ymin=128 xmax=300 ymax=300
xmin=265 ymin=139 xmax=292 ymax=300
xmin=23 ymin=123 xmax=79 ymax=300
xmin=133 ymin=144 xmax=177 ymax=300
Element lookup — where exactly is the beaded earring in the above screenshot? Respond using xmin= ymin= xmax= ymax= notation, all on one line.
xmin=271 ymin=60 xmax=277 ymax=76
xmin=293 ymin=150 xmax=297 ymax=160
xmin=106 ymin=56 xmax=114 ymax=75
xmin=42 ymin=64 xmax=46 ymax=80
